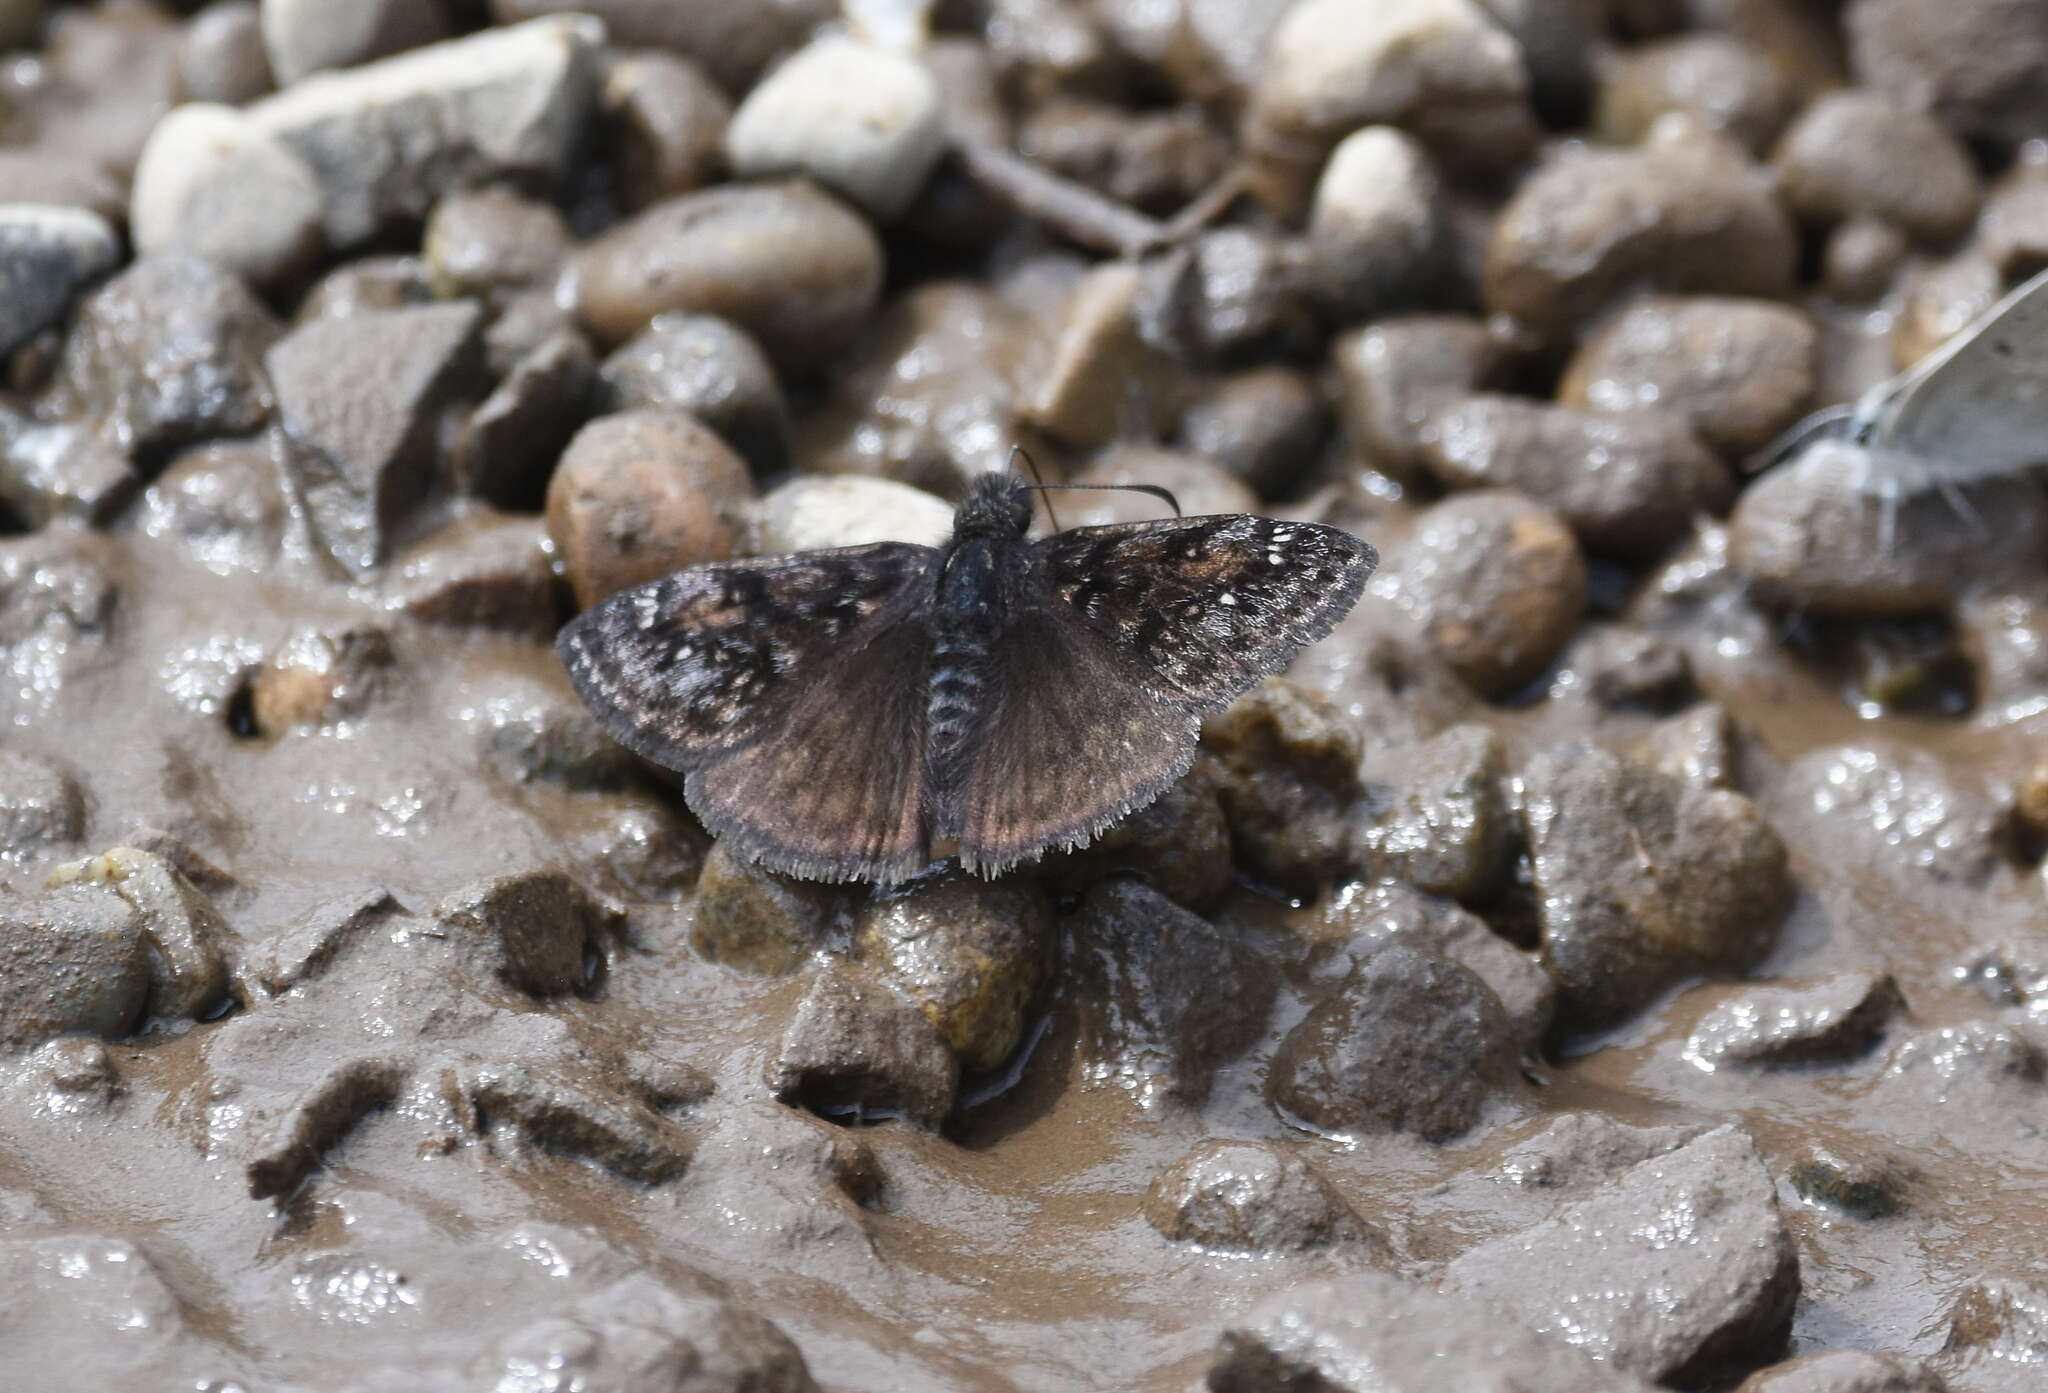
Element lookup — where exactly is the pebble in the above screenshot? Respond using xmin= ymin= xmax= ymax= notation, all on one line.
xmin=724 ymin=34 xmax=944 ymax=222
xmin=1201 ymin=679 xmax=1366 ymax=893
xmin=1846 ymin=0 xmax=2048 ymax=147
xmin=1480 ymin=0 xmax=1596 ymax=123
xmin=1136 ymin=226 xmax=1317 ymax=367
xmin=248 ymin=625 xmax=394 ymax=732
xmin=805 ymin=281 xmax=1022 ymax=493
xmin=1243 ymin=0 xmax=1536 ymax=202
xmin=1730 ymin=438 xmax=2048 ymax=614
xmin=422 ymin=187 xmax=569 ymax=299
xmin=436 ymin=869 xmax=612 ymax=998
xmin=0 ymin=750 xmax=84 ymax=861
xmin=0 ymin=422 xmax=137 ymax=529
xmin=1069 ymin=879 xmax=1273 ymax=1109
xmin=1484 ymin=137 xmax=1796 ymax=338
xmin=600 ymin=50 xmax=730 ymax=209
xmin=598 ymin=313 xmax=788 ymax=474
xmin=546 ymin=409 xmax=753 ymax=609
xmin=46 ymin=845 xmax=231 ymax=1022
xmin=385 ymin=511 xmax=557 ymax=638
xmin=1822 ymin=217 xmax=1911 ymax=303
xmin=1565 ymin=625 xmax=1697 ymax=713
xmin=1269 ymin=942 xmax=1522 ymax=1140
xmin=296 ymin=252 xmax=430 ymax=320
xmin=1210 ymin=1273 xmax=1664 ymax=1393
xmin=1305 ymin=879 xmax=1555 ymax=1050
xmin=1301 ymin=125 xmax=1446 ymax=323
xmin=1143 ymin=1139 xmax=1385 ymax=1256
xmin=48 ymin=253 xmax=280 ymax=461
xmin=1019 ymin=97 xmax=1231 ymax=217
xmin=573 ymin=180 xmax=884 ymax=371
xmin=689 ymin=840 xmax=839 ymax=975
xmin=1882 ymin=1022 xmax=2044 ymax=1115
xmin=1737 ymin=1350 xmax=1946 ymax=1393
xmin=1444 ymin=1126 xmax=1799 ymax=1387
xmin=749 ymin=475 xmax=954 ymax=554
xmin=456 ymin=331 xmax=595 ymax=511
xmin=245 ymin=15 xmax=604 ymax=248
xmin=133 ymin=438 xmax=288 ymax=574
xmin=130 ymin=102 xmax=326 ymax=292
xmin=1685 ymin=973 xmax=1906 ymax=1069
xmin=1385 ymin=491 xmax=1588 ymax=698
xmin=1521 ymin=744 xmax=1792 ymax=1029
xmin=1773 ymin=91 xmax=1983 ymax=245
xmin=1558 ymin=296 xmax=1818 ymax=459
xmin=1786 ymin=1144 xmax=1914 ymax=1220
xmin=268 ymin=301 xmax=485 ymax=573
xmin=260 ymin=0 xmax=448 ymax=87
xmin=770 ymin=964 xmax=960 ymax=1130
xmin=1422 ymin=395 xmax=1730 ymax=557
xmin=0 ymin=206 xmax=120 ymax=360
xmin=177 ymin=1 xmax=273 ymax=104
xmin=856 ymin=873 xmax=1051 ymax=1075
xmin=1177 ymin=367 xmax=1327 ymax=499
xmin=488 ymin=0 xmax=833 ymax=95
xmin=1361 ymin=723 xmax=1516 ymax=904
xmin=1331 ymin=315 xmax=1502 ymax=482
xmin=0 ymin=887 xmax=149 ymax=1049
xmin=1495 ymin=1112 xmax=1704 ymax=1192
xmin=0 ymin=151 xmax=126 ymax=223
xmin=1022 ymin=262 xmax=1168 ymax=451
xmin=1890 ymin=252 xmax=2002 ymax=371
xmin=1596 ymin=33 xmax=1797 ymax=155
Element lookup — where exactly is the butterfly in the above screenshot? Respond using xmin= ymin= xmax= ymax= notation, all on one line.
xmin=1755 ymin=265 xmax=2048 ymax=544
xmin=555 ymin=472 xmax=1377 ymax=883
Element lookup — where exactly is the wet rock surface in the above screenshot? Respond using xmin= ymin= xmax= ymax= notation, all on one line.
xmin=3 ymin=4 xmax=2047 ymax=1391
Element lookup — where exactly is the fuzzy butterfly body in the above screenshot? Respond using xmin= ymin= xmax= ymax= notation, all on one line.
xmin=556 ymin=473 xmax=1376 ymax=883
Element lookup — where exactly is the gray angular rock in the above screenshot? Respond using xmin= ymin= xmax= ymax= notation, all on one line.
xmin=1496 ymin=1112 xmax=1705 ymax=1191
xmin=47 ymin=845 xmax=231 ymax=1022
xmin=1202 ymin=679 xmax=1366 ymax=893
xmin=1685 ymin=973 xmax=1906 ymax=1069
xmin=1137 ymin=227 xmax=1316 ymax=367
xmin=246 ymin=15 xmax=603 ymax=248
xmin=770 ymin=965 xmax=960 ymax=1130
xmin=0 ymin=887 xmax=149 ymax=1050
xmin=600 ymin=49 xmax=730 ymax=208
xmin=1210 ymin=1273 xmax=1664 ymax=1393
xmin=388 ymin=511 xmax=556 ymax=638
xmin=0 ymin=205 xmax=120 ymax=358
xmin=1144 ymin=1139 xmax=1386 ymax=1256
xmin=1363 ymin=723 xmax=1516 ymax=903
xmin=268 ymin=301 xmax=485 ymax=573
xmin=456 ymin=330 xmax=595 ymax=511
xmin=1522 ymin=744 xmax=1792 ymax=1029
xmin=0 ymin=749 xmax=84 ymax=860
xmin=436 ymin=870 xmax=614 ymax=999
xmin=1777 ymin=743 xmax=2004 ymax=885
xmin=1269 ymin=942 xmax=1522 ymax=1140
xmin=49 ymin=253 xmax=279 ymax=460
xmin=1071 ymin=879 xmax=1274 ymax=1109
xmin=134 ymin=438 xmax=288 ymax=574
xmin=1737 ymin=1349 xmax=1947 ymax=1393
xmin=1445 ymin=1126 xmax=1800 ymax=1386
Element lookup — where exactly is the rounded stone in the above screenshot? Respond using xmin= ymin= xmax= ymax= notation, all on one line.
xmin=546 ymin=409 xmax=753 ymax=609
xmin=1390 ymin=491 xmax=1588 ymax=697
xmin=1178 ymin=367 xmax=1328 ymax=500
xmin=1596 ymin=34 xmax=1797 ymax=155
xmin=574 ymin=180 xmax=885 ymax=373
xmin=260 ymin=0 xmax=448 ymax=86
xmin=1846 ymin=0 xmax=2048 ymax=147
xmin=130 ymin=102 xmax=325 ymax=292
xmin=1302 ymin=125 xmax=1446 ymax=322
xmin=1773 ymin=90 xmax=1983 ymax=245
xmin=723 ymin=34 xmax=944 ymax=221
xmin=749 ymin=475 xmax=954 ymax=554
xmin=422 ymin=186 xmax=570 ymax=299
xmin=600 ymin=49 xmax=730 ymax=208
xmin=178 ymin=1 xmax=274 ymax=104
xmin=598 ymin=313 xmax=788 ymax=474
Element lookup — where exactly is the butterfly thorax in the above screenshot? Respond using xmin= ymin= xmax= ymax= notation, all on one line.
xmin=924 ymin=477 xmax=1039 ymax=825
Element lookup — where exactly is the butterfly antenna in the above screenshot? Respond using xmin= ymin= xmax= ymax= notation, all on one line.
xmin=1025 ymin=482 xmax=1184 ymax=519
xmin=1010 ymin=444 xmax=1062 ymax=532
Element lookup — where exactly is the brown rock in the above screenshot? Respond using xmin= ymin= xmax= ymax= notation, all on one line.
xmin=1143 ymin=1139 xmax=1385 ymax=1255
xmin=423 ymin=187 xmax=570 ymax=299
xmin=546 ymin=409 xmax=752 ymax=609
xmin=598 ymin=313 xmax=788 ymax=474
xmin=1846 ymin=0 xmax=2048 ymax=147
xmin=1774 ymin=91 xmax=1983 ymax=245
xmin=457 ymin=331 xmax=596 ymax=511
xmin=1597 ymin=33 xmax=1797 ymax=155
xmin=770 ymin=965 xmax=960 ymax=1130
xmin=1178 ymin=367 xmax=1327 ymax=499
xmin=1202 ymin=679 xmax=1366 ymax=893
xmin=1332 ymin=314 xmax=1503 ymax=482
xmin=600 ymin=50 xmax=730 ymax=209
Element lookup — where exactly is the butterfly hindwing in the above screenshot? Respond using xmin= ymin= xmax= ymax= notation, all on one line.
xmin=1035 ymin=515 xmax=1378 ymax=711
xmin=554 ymin=543 xmax=935 ymax=770
xmin=952 ymin=604 xmax=1198 ymax=876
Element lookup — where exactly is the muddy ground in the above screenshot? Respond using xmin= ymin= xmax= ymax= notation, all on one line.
xmin=3 ymin=1 xmax=2048 ymax=1390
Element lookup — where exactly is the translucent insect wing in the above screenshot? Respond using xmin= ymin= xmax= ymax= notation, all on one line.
xmin=1872 ymin=267 xmax=2048 ymax=483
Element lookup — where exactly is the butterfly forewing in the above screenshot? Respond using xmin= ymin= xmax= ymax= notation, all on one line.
xmin=555 ymin=543 xmax=936 ymax=769
xmin=1875 ymin=266 xmax=2048 ymax=482
xmin=1035 ymin=515 xmax=1378 ymax=711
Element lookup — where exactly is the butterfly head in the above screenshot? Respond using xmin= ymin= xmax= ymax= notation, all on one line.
xmin=951 ymin=473 xmax=1034 ymax=542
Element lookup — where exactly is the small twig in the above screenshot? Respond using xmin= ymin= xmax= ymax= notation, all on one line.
xmin=1153 ymin=162 xmax=1249 ymax=245
xmin=953 ymin=138 xmax=1168 ymax=258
